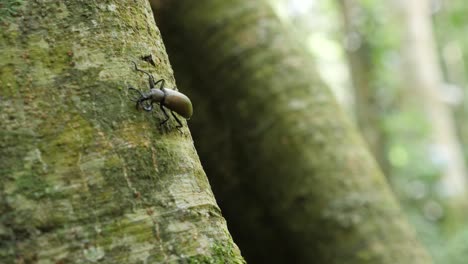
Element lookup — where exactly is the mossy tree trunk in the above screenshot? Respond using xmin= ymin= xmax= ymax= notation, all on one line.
xmin=153 ymin=0 xmax=432 ymax=263
xmin=0 ymin=1 xmax=244 ymax=263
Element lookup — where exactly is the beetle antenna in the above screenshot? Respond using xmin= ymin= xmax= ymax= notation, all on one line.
xmin=131 ymin=61 xmax=156 ymax=88
xmin=128 ymin=87 xmax=144 ymax=102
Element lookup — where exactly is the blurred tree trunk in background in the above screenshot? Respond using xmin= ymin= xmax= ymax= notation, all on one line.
xmin=434 ymin=0 xmax=468 ymax=181
xmin=433 ymin=1 xmax=468 ymax=263
xmin=338 ymin=0 xmax=389 ymax=174
xmin=0 ymin=1 xmax=244 ymax=263
xmin=398 ymin=0 xmax=467 ymax=200
xmin=153 ymin=1 xmax=432 ymax=263
xmin=336 ymin=0 xmax=468 ymax=261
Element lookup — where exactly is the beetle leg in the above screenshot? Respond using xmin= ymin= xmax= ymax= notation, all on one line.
xmin=141 ymin=100 xmax=154 ymax=111
xmin=128 ymin=87 xmax=145 ymax=109
xmin=171 ymin=111 xmax=183 ymax=128
xmin=128 ymin=87 xmax=151 ymax=111
xmin=153 ymin=79 xmax=164 ymax=90
xmin=135 ymin=97 xmax=152 ymax=111
xmin=157 ymin=78 xmax=165 ymax=90
xmin=159 ymin=104 xmax=170 ymax=126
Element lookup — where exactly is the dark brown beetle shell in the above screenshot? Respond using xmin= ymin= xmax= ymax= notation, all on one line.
xmin=163 ymin=89 xmax=193 ymax=119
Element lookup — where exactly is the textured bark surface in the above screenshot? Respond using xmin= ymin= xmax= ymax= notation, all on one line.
xmin=0 ymin=1 xmax=244 ymax=263
xmin=154 ymin=0 xmax=432 ymax=263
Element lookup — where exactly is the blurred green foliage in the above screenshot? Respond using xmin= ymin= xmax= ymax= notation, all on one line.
xmin=271 ymin=0 xmax=468 ymax=263
xmin=434 ymin=1 xmax=468 ymax=262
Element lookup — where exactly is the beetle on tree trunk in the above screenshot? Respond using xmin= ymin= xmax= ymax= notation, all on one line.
xmin=129 ymin=62 xmax=193 ymax=128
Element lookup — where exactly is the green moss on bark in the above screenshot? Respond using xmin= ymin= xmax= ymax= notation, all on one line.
xmin=0 ymin=0 xmax=244 ymax=263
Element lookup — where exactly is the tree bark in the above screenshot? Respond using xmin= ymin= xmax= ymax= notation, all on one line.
xmin=0 ymin=1 xmax=244 ymax=263
xmin=153 ymin=1 xmax=432 ymax=263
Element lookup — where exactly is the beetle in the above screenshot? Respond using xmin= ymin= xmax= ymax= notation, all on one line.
xmin=128 ymin=62 xmax=192 ymax=128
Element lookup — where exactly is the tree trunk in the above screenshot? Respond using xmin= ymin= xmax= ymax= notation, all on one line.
xmin=0 ymin=1 xmax=244 ymax=263
xmin=153 ymin=1 xmax=432 ymax=263
xmin=338 ymin=0 xmax=390 ymax=174
xmin=399 ymin=0 xmax=467 ymax=198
